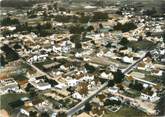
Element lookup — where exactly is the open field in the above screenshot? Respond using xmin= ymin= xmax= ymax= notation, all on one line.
xmin=0 ymin=93 xmax=29 ymax=111
xmin=104 ymin=106 xmax=148 ymax=117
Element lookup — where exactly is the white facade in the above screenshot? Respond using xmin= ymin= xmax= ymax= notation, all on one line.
xmin=67 ymin=79 xmax=79 ymax=87
xmin=27 ymin=54 xmax=48 ymax=63
xmin=20 ymin=108 xmax=30 ymax=116
xmin=29 ymin=78 xmax=51 ymax=90
xmin=72 ymin=92 xmax=83 ymax=100
xmin=122 ymin=56 xmax=133 ymax=64
xmin=140 ymin=92 xmax=160 ymax=102
xmin=108 ymin=86 xmax=119 ymax=94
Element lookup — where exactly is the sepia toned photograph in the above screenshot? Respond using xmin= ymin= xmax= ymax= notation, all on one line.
xmin=0 ymin=0 xmax=165 ymax=117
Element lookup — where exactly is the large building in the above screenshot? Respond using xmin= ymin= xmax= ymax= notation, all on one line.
xmin=0 ymin=78 xmax=19 ymax=94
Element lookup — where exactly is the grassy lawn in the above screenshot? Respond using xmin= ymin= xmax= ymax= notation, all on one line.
xmin=34 ymin=59 xmax=54 ymax=70
xmin=0 ymin=93 xmax=29 ymax=111
xmin=104 ymin=106 xmax=148 ymax=117
xmin=128 ymin=40 xmax=155 ymax=50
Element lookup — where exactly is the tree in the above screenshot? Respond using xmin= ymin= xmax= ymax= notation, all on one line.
xmin=113 ymin=69 xmax=125 ymax=84
xmin=146 ymin=32 xmax=151 ymax=37
xmin=67 ymin=86 xmax=75 ymax=94
xmin=129 ymin=81 xmax=143 ymax=91
xmin=84 ymin=102 xmax=92 ymax=112
xmin=119 ymin=37 xmax=129 ymax=46
xmin=160 ymin=72 xmax=165 ymax=85
xmin=105 ymin=42 xmax=111 ymax=48
xmin=40 ymin=112 xmax=49 ymax=117
xmin=1 ymin=44 xmax=19 ymax=62
xmin=0 ymin=17 xmax=20 ymax=26
xmin=69 ymin=24 xmax=84 ymax=34
xmin=53 ymin=2 xmax=58 ymax=10
xmin=116 ymin=10 xmax=122 ymax=15
xmin=99 ymin=23 xmax=103 ymax=29
xmin=143 ymin=7 xmax=157 ymax=16
xmin=75 ymin=42 xmax=82 ymax=50
xmin=0 ymin=55 xmax=6 ymax=67
xmin=156 ymin=95 xmax=165 ymax=116
xmin=104 ymin=99 xmax=121 ymax=106
xmin=114 ymin=22 xmax=137 ymax=32
xmin=113 ymin=22 xmax=122 ymax=30
xmin=78 ymin=82 xmax=88 ymax=96
xmin=13 ymin=43 xmax=22 ymax=49
xmin=86 ymin=25 xmax=94 ymax=32
xmin=29 ymin=111 xmax=37 ymax=117
xmin=92 ymin=12 xmax=108 ymax=22
xmin=84 ymin=63 xmax=96 ymax=73
xmin=1 ymin=29 xmax=13 ymax=37
xmin=107 ymin=80 xmax=115 ymax=87
xmin=57 ymin=111 xmax=67 ymax=117
xmin=70 ymin=34 xmax=81 ymax=43
xmin=162 ymin=32 xmax=165 ymax=43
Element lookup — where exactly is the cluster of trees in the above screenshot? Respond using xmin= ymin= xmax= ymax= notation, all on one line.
xmin=0 ymin=55 xmax=6 ymax=67
xmin=129 ymin=81 xmax=143 ymax=91
xmin=0 ymin=17 xmax=58 ymax=37
xmin=113 ymin=69 xmax=125 ymax=84
xmin=92 ymin=12 xmax=109 ymax=22
xmin=107 ymin=69 xmax=125 ymax=87
xmin=119 ymin=37 xmax=129 ymax=47
xmin=69 ymin=24 xmax=85 ymax=34
xmin=104 ymin=99 xmax=121 ymax=106
xmin=156 ymin=92 xmax=165 ymax=116
xmin=15 ymin=21 xmax=58 ymax=37
xmin=27 ymin=10 xmax=37 ymax=18
xmin=114 ymin=22 xmax=137 ymax=32
xmin=1 ymin=0 xmax=36 ymax=8
xmin=0 ymin=17 xmax=20 ymax=26
xmin=1 ymin=44 xmax=20 ymax=62
xmin=70 ymin=34 xmax=82 ymax=50
xmin=162 ymin=32 xmax=165 ymax=43
xmin=143 ymin=7 xmax=157 ymax=16
xmin=84 ymin=63 xmax=96 ymax=74
xmin=54 ymin=15 xmax=78 ymax=23
xmin=53 ymin=11 xmax=109 ymax=23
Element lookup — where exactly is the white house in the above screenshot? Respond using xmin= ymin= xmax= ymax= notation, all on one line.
xmin=100 ymin=72 xmax=113 ymax=79
xmin=29 ymin=78 xmax=51 ymax=91
xmin=20 ymin=108 xmax=30 ymax=116
xmin=36 ymin=83 xmax=51 ymax=90
xmin=100 ymin=72 xmax=109 ymax=79
xmin=52 ymin=46 xmax=62 ymax=54
xmin=140 ymin=92 xmax=160 ymax=102
xmin=152 ymin=70 xmax=163 ymax=77
xmin=67 ymin=79 xmax=79 ymax=87
xmin=108 ymin=86 xmax=119 ymax=94
xmin=55 ymin=83 xmax=67 ymax=89
xmin=81 ymin=75 xmax=94 ymax=81
xmin=0 ymin=78 xmax=19 ymax=94
xmin=72 ymin=92 xmax=83 ymax=100
xmin=96 ymin=51 xmax=104 ymax=57
xmin=51 ymin=112 xmax=57 ymax=117
xmin=104 ymin=51 xmax=119 ymax=59
xmin=60 ymin=65 xmax=68 ymax=71
xmin=27 ymin=54 xmax=48 ymax=63
xmin=122 ymin=56 xmax=133 ymax=64
xmin=75 ymin=52 xmax=82 ymax=58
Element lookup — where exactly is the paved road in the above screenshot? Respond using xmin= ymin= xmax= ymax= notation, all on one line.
xmin=113 ymin=92 xmax=156 ymax=115
xmin=122 ymin=51 xmax=148 ymax=74
xmin=129 ymin=75 xmax=157 ymax=86
xmin=67 ymin=52 xmax=150 ymax=116
xmin=23 ymin=60 xmax=60 ymax=84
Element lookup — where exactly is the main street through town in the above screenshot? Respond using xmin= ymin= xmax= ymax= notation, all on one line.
xmin=66 ymin=51 xmax=151 ymax=116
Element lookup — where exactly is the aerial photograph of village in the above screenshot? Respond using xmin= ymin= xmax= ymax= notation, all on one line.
xmin=0 ymin=0 xmax=165 ymax=117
